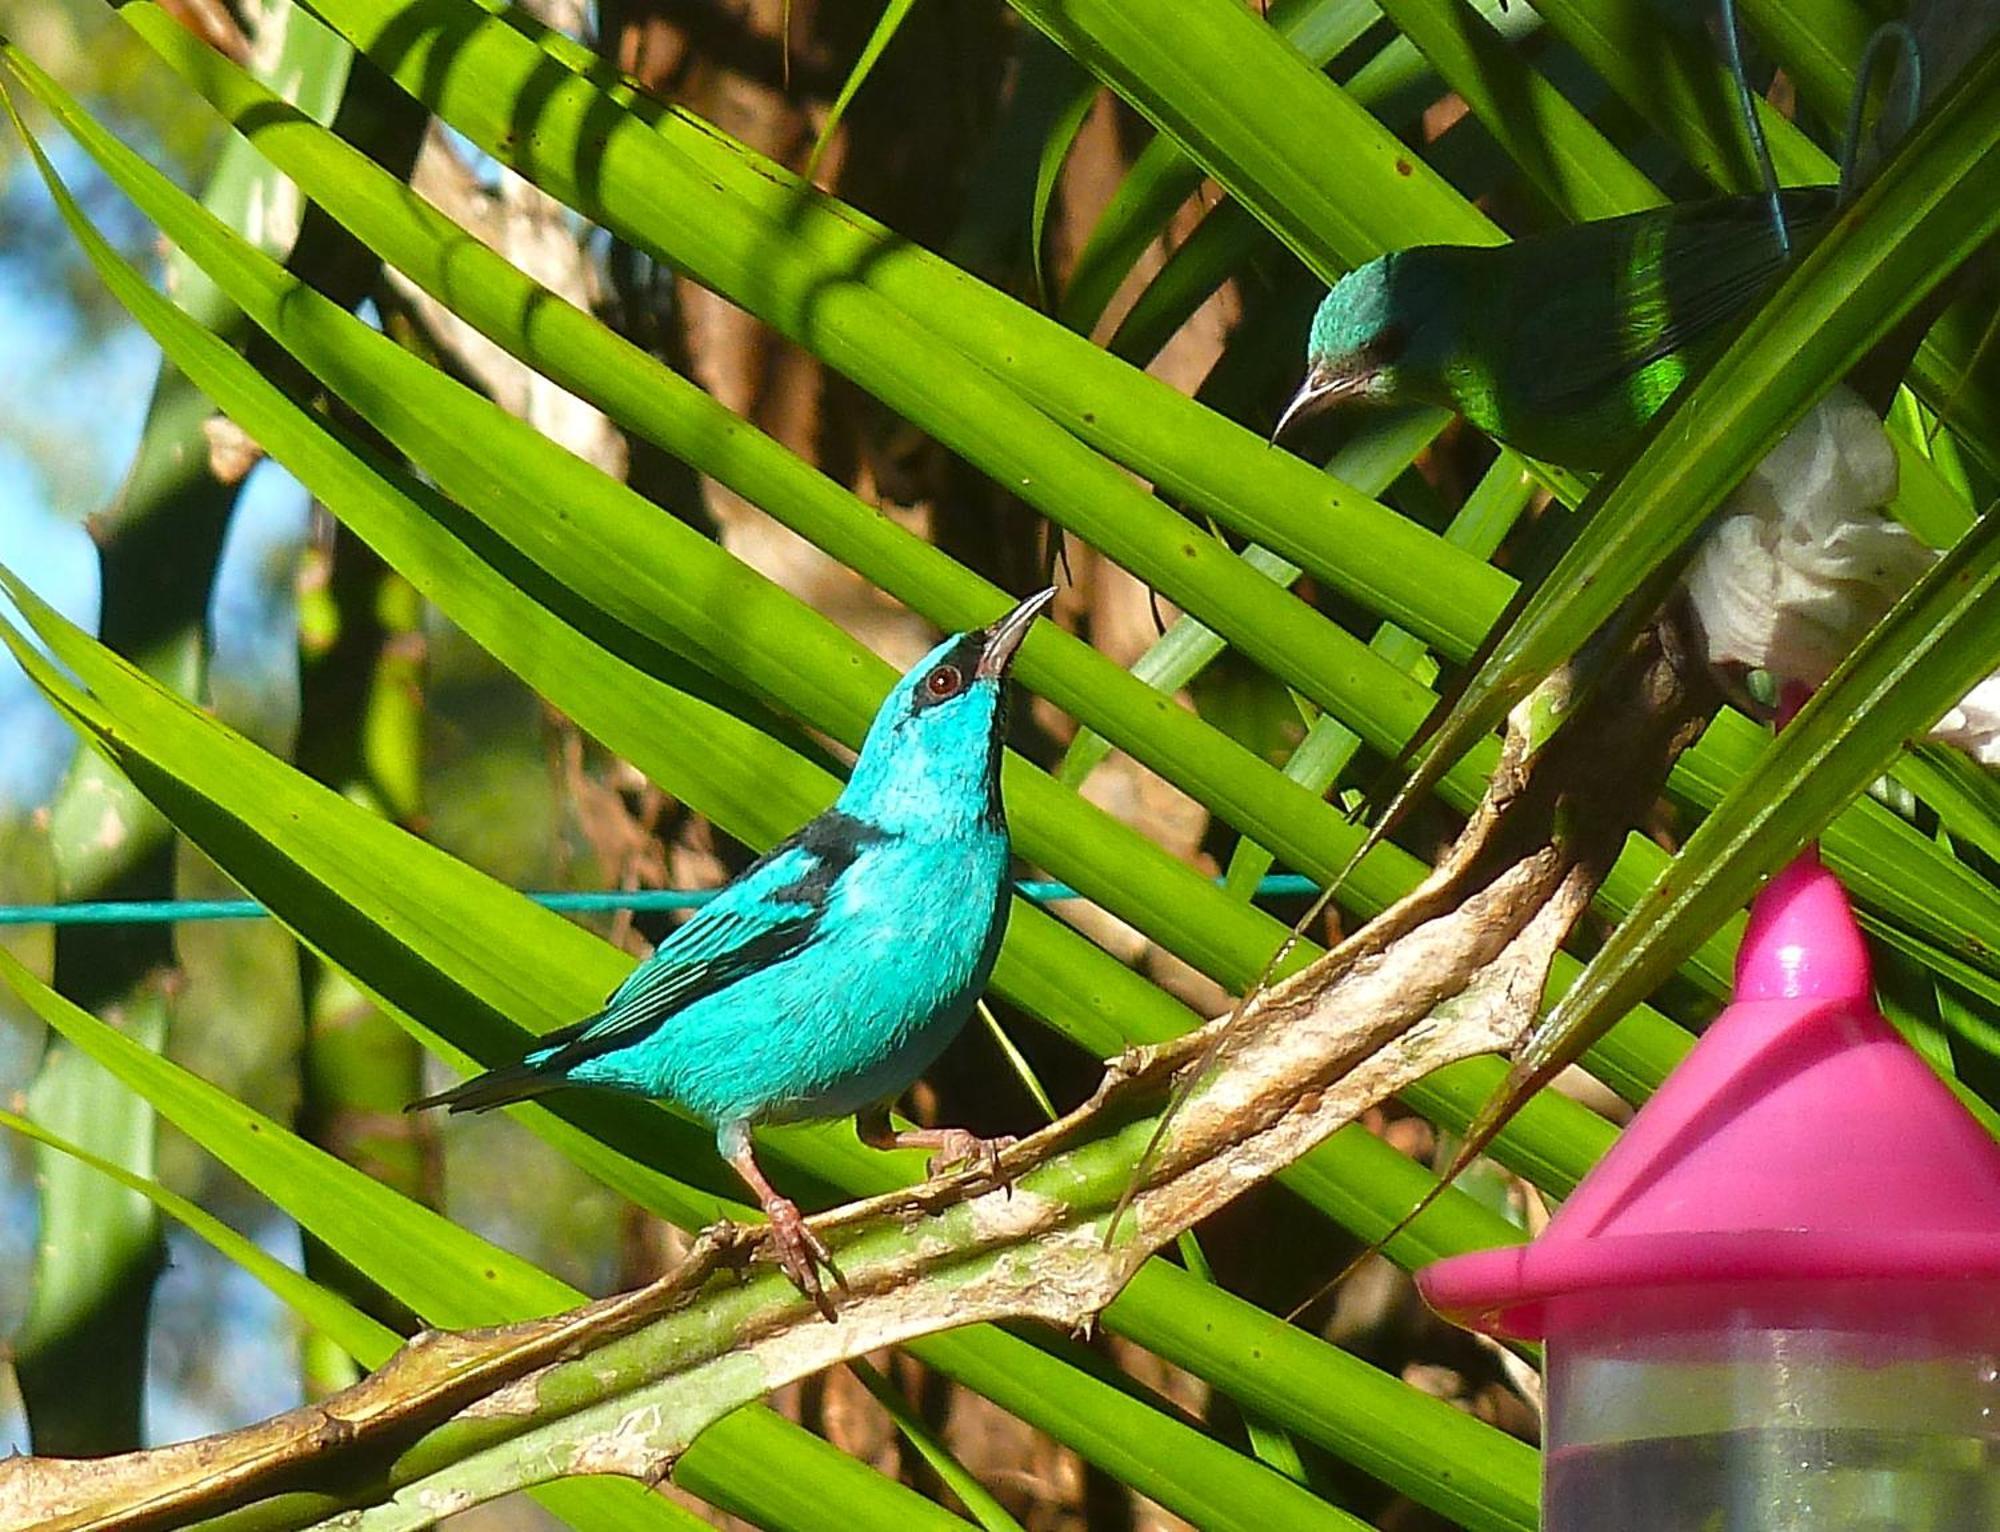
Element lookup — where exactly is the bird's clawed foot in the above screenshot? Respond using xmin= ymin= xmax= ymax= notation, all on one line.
xmin=722 ymin=1126 xmax=844 ymax=1321
xmin=764 ymin=1193 xmax=843 ymax=1322
xmin=856 ymin=1112 xmax=1021 ymax=1202
xmin=920 ymin=1126 xmax=1018 ymax=1185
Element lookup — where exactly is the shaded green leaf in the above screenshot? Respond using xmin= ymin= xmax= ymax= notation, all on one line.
xmin=806 ymin=0 xmax=920 ymax=179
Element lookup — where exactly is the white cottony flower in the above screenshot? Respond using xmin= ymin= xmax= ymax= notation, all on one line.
xmin=1682 ymin=385 xmax=2000 ymax=764
xmin=1684 ymin=386 xmax=1929 ymax=687
xmin=1932 ymin=675 xmax=2000 ymax=768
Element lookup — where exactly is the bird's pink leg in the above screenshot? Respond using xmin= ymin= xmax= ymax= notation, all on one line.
xmin=856 ymin=1107 xmax=1018 ymax=1181
xmin=720 ymin=1119 xmax=838 ymax=1321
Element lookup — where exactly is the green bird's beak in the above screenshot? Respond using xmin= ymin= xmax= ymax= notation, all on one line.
xmin=975 ymin=587 xmax=1057 ymax=680
xmin=1271 ymin=360 xmax=1370 ymax=443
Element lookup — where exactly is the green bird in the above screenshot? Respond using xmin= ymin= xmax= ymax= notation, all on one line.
xmin=1277 ymin=187 xmax=1839 ymax=469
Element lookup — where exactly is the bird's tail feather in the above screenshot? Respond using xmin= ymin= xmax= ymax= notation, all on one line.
xmin=407 ymin=1062 xmax=566 ymax=1115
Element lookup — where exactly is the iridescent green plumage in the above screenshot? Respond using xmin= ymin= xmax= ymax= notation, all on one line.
xmin=1283 ymin=188 xmax=1840 ymax=469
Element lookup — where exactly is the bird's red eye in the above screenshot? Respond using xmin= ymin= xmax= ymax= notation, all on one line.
xmin=924 ymin=664 xmax=964 ymax=700
xmin=1365 ymin=320 xmax=1409 ymax=366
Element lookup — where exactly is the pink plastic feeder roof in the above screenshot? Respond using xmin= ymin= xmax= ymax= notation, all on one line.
xmin=1420 ymin=850 xmax=2000 ymax=1340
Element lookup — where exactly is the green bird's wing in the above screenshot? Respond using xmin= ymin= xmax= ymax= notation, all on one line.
xmin=1478 ymin=187 xmax=1840 ymax=463
xmin=1531 ymin=189 xmax=1838 ymax=408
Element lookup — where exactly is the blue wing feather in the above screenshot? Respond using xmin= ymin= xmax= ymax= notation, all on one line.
xmin=414 ymin=810 xmax=885 ymax=1112
xmin=595 ymin=847 xmax=821 ymax=1013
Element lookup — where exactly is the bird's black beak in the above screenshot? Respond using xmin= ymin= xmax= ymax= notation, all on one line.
xmin=1271 ymin=361 xmax=1366 ymax=444
xmin=975 ymin=587 xmax=1057 ymax=680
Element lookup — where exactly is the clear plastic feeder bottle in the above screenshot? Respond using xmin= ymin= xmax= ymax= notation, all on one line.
xmin=1421 ymin=853 xmax=2000 ymax=1531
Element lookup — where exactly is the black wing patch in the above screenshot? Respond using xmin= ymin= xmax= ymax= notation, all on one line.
xmin=763 ymin=809 xmax=888 ymax=907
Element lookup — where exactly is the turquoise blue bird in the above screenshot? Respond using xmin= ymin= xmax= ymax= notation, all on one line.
xmin=414 ymin=589 xmax=1055 ymax=1314
xmin=1276 ymin=187 xmax=1839 ymax=469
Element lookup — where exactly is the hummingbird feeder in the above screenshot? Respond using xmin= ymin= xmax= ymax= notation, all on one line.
xmin=1420 ymin=849 xmax=2000 ymax=1530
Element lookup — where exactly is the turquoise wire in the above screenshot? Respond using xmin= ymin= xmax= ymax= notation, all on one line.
xmin=0 ymin=875 xmax=1322 ymax=926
